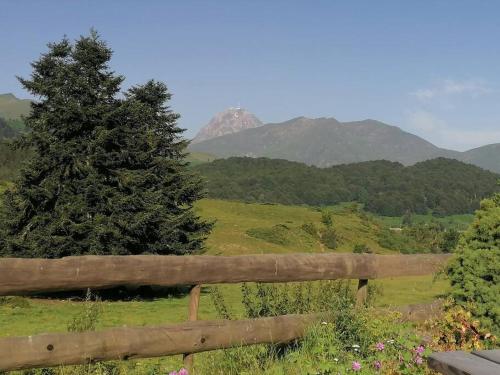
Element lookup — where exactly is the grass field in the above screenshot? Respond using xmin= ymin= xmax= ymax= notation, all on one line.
xmin=0 ymin=198 xmax=451 ymax=373
xmin=0 ymin=199 xmax=449 ymax=337
xmin=197 ymin=199 xmax=392 ymax=255
xmin=186 ymin=151 xmax=217 ymax=166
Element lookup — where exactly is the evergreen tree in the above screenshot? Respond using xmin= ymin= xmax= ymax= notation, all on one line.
xmin=447 ymin=191 xmax=500 ymax=334
xmin=401 ymin=210 xmax=413 ymax=227
xmin=0 ymin=31 xmax=212 ymax=258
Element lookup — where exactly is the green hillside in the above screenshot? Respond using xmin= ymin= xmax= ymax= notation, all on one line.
xmin=186 ymin=151 xmax=217 ymax=166
xmin=0 ymin=93 xmax=31 ymax=120
xmin=189 ymin=117 xmax=459 ymax=166
xmin=462 ymin=143 xmax=500 ymax=174
xmin=194 ymin=157 xmax=500 ymax=216
xmin=0 ymin=198 xmax=449 ymax=337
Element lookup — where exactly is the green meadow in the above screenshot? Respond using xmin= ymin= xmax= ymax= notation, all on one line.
xmin=0 ymin=199 xmax=449 ymax=342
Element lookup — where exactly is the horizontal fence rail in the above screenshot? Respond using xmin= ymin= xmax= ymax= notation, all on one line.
xmin=0 ymin=300 xmax=446 ymax=372
xmin=0 ymin=314 xmax=323 ymax=371
xmin=0 ymin=253 xmax=451 ymax=296
xmin=0 ymin=253 xmax=452 ymax=372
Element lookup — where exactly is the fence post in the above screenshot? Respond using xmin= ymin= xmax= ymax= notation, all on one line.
xmin=183 ymin=284 xmax=201 ymax=373
xmin=356 ymin=279 xmax=368 ymax=307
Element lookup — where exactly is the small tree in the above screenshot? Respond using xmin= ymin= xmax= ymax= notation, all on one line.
xmin=447 ymin=192 xmax=500 ymax=334
xmin=401 ymin=210 xmax=413 ymax=227
xmin=0 ymin=31 xmax=212 ymax=258
xmin=321 ymin=209 xmax=333 ymax=228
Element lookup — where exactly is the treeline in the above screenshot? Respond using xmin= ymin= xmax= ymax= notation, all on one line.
xmin=194 ymin=157 xmax=500 ymax=216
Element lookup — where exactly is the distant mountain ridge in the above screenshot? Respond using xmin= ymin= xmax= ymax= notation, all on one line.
xmin=190 ymin=115 xmax=500 ymax=173
xmin=192 ymin=107 xmax=263 ymax=143
xmin=0 ymin=93 xmax=31 ymax=120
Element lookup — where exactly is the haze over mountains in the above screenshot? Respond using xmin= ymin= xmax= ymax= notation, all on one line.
xmin=190 ymin=109 xmax=500 ymax=173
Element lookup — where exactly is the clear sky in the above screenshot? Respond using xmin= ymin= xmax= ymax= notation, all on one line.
xmin=1 ymin=0 xmax=500 ymax=150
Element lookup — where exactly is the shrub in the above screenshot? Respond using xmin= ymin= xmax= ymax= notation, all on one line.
xmin=353 ymin=243 xmax=371 ymax=254
xmin=321 ymin=210 xmax=333 ymax=228
xmin=300 ymin=222 xmax=318 ymax=238
xmin=320 ymin=228 xmax=338 ymax=249
xmin=425 ymin=301 xmax=496 ymax=352
xmin=447 ymin=193 xmax=500 ymax=334
xmin=67 ymin=289 xmax=101 ymax=333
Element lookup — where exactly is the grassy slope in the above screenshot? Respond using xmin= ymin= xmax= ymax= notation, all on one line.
xmin=0 ymin=199 xmax=449 ymax=343
xmin=197 ymin=199 xmax=389 ymax=255
xmin=0 ymin=94 xmax=31 ymax=120
xmin=186 ymin=151 xmax=217 ymax=166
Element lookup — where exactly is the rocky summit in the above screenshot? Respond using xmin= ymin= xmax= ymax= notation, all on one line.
xmin=192 ymin=107 xmax=262 ymax=143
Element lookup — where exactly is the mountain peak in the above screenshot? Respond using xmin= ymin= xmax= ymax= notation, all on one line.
xmin=192 ymin=108 xmax=263 ymax=143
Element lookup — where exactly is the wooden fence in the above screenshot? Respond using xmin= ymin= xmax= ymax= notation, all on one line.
xmin=0 ymin=253 xmax=451 ymax=372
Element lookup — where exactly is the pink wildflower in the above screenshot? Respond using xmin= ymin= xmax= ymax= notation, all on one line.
xmin=415 ymin=356 xmax=423 ymax=365
xmin=373 ymin=360 xmax=382 ymax=370
xmin=178 ymin=369 xmax=189 ymax=375
xmin=375 ymin=342 xmax=385 ymax=351
xmin=168 ymin=372 xmax=178 ymax=375
xmin=352 ymin=361 xmax=362 ymax=371
xmin=415 ymin=345 xmax=425 ymax=355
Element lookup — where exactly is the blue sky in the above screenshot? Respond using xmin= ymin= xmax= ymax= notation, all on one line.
xmin=1 ymin=0 xmax=500 ymax=150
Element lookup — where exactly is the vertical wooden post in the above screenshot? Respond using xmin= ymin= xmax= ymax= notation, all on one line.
xmin=356 ymin=279 xmax=368 ymax=307
xmin=183 ymin=284 xmax=201 ymax=373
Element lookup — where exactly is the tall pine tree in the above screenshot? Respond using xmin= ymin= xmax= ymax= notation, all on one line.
xmin=0 ymin=31 xmax=212 ymax=258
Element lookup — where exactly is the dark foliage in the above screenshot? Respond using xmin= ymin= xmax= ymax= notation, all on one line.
xmin=195 ymin=157 xmax=499 ymax=216
xmin=447 ymin=192 xmax=500 ymax=334
xmin=0 ymin=32 xmax=212 ymax=258
xmin=378 ymin=222 xmax=460 ymax=254
xmin=0 ymin=141 xmax=29 ymax=181
xmin=0 ymin=117 xmax=19 ymax=140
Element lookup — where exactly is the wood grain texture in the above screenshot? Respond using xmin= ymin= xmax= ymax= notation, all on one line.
xmin=0 ymin=253 xmax=451 ymax=296
xmin=0 ymin=314 xmax=323 ymax=371
xmin=428 ymin=351 xmax=500 ymax=375
xmin=183 ymin=284 xmax=202 ymax=372
xmin=472 ymin=349 xmax=500 ymax=365
xmin=356 ymin=279 xmax=368 ymax=307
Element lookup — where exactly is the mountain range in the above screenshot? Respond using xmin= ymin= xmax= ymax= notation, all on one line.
xmin=190 ymin=110 xmax=500 ymax=173
xmin=1 ymin=94 xmax=499 ymax=174
xmin=0 ymin=93 xmax=31 ymax=120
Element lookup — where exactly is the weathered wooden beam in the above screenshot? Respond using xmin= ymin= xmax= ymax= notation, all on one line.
xmin=356 ymin=279 xmax=368 ymax=307
xmin=183 ymin=284 xmax=202 ymax=373
xmin=428 ymin=350 xmax=500 ymax=375
xmin=0 ymin=253 xmax=451 ymax=296
xmin=0 ymin=313 xmax=323 ymax=372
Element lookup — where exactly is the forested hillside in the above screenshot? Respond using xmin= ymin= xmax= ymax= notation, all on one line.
xmin=194 ymin=157 xmax=500 ymax=216
xmin=0 ymin=118 xmax=18 ymax=140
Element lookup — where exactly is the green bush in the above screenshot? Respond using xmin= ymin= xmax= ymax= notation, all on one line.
xmin=353 ymin=243 xmax=370 ymax=254
xmin=300 ymin=222 xmax=318 ymax=238
xmin=447 ymin=192 xmax=500 ymax=334
xmin=202 ymin=282 xmax=438 ymax=375
xmin=320 ymin=228 xmax=338 ymax=249
xmin=321 ymin=210 xmax=333 ymax=228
